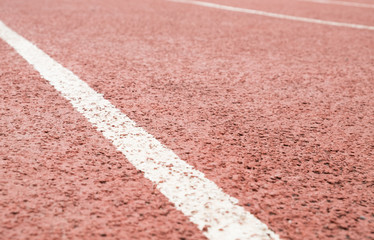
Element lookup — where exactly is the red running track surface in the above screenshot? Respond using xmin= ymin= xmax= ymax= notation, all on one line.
xmin=0 ymin=0 xmax=373 ymax=239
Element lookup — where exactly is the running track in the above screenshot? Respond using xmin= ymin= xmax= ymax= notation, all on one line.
xmin=0 ymin=0 xmax=373 ymax=239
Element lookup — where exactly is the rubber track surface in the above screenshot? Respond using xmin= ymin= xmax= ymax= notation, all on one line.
xmin=1 ymin=0 xmax=373 ymax=239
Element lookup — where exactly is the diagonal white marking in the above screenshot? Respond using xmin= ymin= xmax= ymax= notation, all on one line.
xmin=0 ymin=20 xmax=280 ymax=240
xmin=169 ymin=0 xmax=374 ymax=30
xmin=299 ymin=0 xmax=374 ymax=9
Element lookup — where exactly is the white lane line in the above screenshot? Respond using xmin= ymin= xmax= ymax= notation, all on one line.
xmin=0 ymin=20 xmax=280 ymax=240
xmin=299 ymin=0 xmax=374 ymax=9
xmin=169 ymin=0 xmax=374 ymax=31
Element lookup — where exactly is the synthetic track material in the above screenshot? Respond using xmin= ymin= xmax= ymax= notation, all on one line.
xmin=0 ymin=40 xmax=207 ymax=240
xmin=200 ymin=0 xmax=374 ymax=26
xmin=0 ymin=29 xmax=209 ymax=240
xmin=1 ymin=0 xmax=374 ymax=239
xmin=170 ymin=0 xmax=374 ymax=30
xmin=298 ymin=0 xmax=374 ymax=9
xmin=0 ymin=20 xmax=278 ymax=240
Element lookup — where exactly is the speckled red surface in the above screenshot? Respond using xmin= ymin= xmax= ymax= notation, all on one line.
xmin=1 ymin=0 xmax=373 ymax=239
xmin=206 ymin=0 xmax=374 ymax=26
xmin=0 ymin=41 xmax=207 ymax=239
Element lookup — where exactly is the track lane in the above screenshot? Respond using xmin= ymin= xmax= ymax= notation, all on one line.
xmin=1 ymin=0 xmax=374 ymax=239
xmin=170 ymin=0 xmax=374 ymax=30
xmin=298 ymin=0 xmax=374 ymax=9
xmin=0 ymin=20 xmax=279 ymax=240
xmin=200 ymin=0 xmax=374 ymax=26
xmin=0 ymin=40 xmax=207 ymax=240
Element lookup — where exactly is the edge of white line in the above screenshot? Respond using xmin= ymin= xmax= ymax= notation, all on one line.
xmin=169 ymin=0 xmax=374 ymax=31
xmin=299 ymin=0 xmax=374 ymax=9
xmin=0 ymin=20 xmax=280 ymax=240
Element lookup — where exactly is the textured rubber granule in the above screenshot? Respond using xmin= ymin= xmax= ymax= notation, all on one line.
xmin=0 ymin=41 xmax=207 ymax=240
xmin=203 ymin=0 xmax=374 ymax=26
xmin=0 ymin=0 xmax=373 ymax=239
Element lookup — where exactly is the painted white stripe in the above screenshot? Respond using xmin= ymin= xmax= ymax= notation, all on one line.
xmin=299 ymin=0 xmax=374 ymax=9
xmin=169 ymin=0 xmax=374 ymax=30
xmin=0 ymin=20 xmax=280 ymax=240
